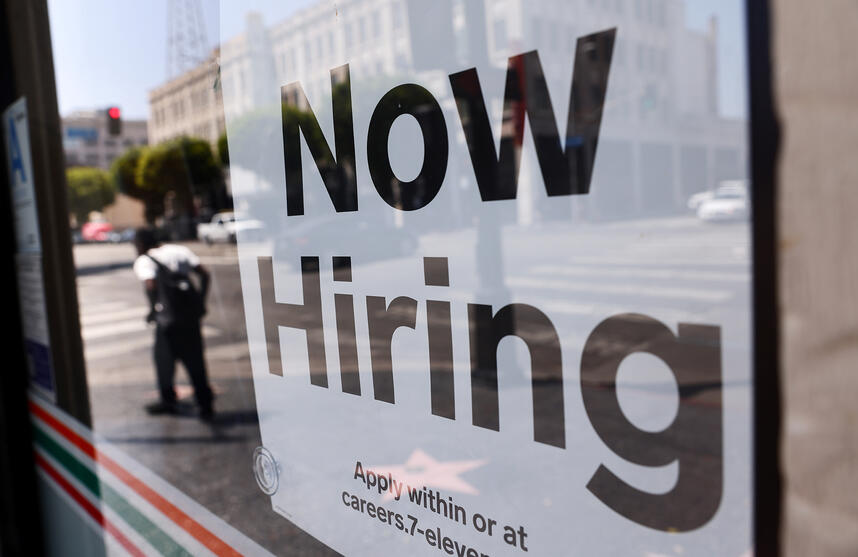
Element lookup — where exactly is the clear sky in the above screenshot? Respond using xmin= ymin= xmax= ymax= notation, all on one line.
xmin=47 ymin=0 xmax=747 ymax=121
xmin=47 ymin=0 xmax=315 ymax=120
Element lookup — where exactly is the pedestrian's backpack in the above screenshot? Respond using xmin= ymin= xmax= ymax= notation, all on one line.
xmin=146 ymin=254 xmax=204 ymax=327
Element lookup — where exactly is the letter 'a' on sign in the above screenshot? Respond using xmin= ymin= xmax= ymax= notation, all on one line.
xmin=222 ymin=1 xmax=753 ymax=553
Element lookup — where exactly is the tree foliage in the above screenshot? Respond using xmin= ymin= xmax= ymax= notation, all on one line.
xmin=110 ymin=146 xmax=163 ymax=223
xmin=66 ymin=167 xmax=115 ymax=225
xmin=135 ymin=136 xmax=222 ymax=218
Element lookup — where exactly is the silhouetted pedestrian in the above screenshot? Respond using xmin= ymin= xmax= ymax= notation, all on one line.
xmin=133 ymin=228 xmax=214 ymax=421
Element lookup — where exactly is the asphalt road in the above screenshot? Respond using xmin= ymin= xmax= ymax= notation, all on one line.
xmin=72 ymin=215 xmax=753 ymax=555
xmin=74 ymin=240 xmax=338 ymax=556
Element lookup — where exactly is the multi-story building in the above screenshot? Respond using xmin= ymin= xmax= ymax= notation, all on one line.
xmin=215 ymin=0 xmax=746 ymax=221
xmin=62 ymin=110 xmax=148 ymax=170
xmin=62 ymin=110 xmax=149 ymax=228
xmin=148 ymin=48 xmax=225 ymax=146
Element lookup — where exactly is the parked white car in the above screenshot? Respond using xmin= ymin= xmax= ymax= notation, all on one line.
xmin=687 ymin=180 xmax=748 ymax=212
xmin=687 ymin=190 xmax=715 ymax=211
xmin=697 ymin=187 xmax=749 ymax=222
xmin=197 ymin=211 xmax=264 ymax=244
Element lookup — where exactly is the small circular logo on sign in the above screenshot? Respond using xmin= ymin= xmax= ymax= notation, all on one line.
xmin=253 ymin=446 xmax=279 ymax=495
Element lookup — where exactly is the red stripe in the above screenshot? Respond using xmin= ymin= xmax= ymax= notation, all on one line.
xmin=30 ymin=401 xmax=96 ymax=459
xmin=35 ymin=452 xmax=145 ymax=557
xmin=29 ymin=399 xmax=243 ymax=557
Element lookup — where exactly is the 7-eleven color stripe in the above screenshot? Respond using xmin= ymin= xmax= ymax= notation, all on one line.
xmin=29 ymin=395 xmax=275 ymax=557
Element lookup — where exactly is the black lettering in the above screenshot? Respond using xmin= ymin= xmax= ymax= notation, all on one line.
xmin=367 ymin=84 xmax=448 ymax=211
xmin=366 ymin=296 xmax=418 ymax=403
xmin=580 ymin=313 xmax=722 ymax=532
xmin=425 ymin=258 xmax=455 ymax=420
xmin=468 ymin=303 xmax=565 ymax=448
xmin=333 ymin=257 xmax=360 ymax=395
xmin=258 ymin=257 xmax=327 ymax=386
xmin=449 ymin=30 xmax=615 ymax=201
xmin=281 ymin=64 xmax=357 ymax=215
xmin=503 ymin=525 xmax=517 ymax=547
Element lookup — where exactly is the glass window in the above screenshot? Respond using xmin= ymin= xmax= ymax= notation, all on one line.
xmin=6 ymin=1 xmax=754 ymax=555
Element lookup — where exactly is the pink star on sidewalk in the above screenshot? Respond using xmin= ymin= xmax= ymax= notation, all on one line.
xmin=371 ymin=448 xmax=487 ymax=501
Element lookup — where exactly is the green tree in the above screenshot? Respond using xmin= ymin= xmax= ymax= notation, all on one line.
xmin=110 ymin=146 xmax=164 ymax=223
xmin=136 ymin=136 xmax=222 ymax=219
xmin=217 ymin=132 xmax=229 ymax=166
xmin=66 ymin=167 xmax=116 ymax=226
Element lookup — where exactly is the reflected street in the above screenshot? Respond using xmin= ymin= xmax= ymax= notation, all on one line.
xmin=74 ymin=212 xmax=749 ymax=555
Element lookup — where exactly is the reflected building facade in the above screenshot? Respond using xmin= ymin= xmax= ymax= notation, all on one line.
xmin=218 ymin=0 xmax=746 ymax=222
xmin=62 ymin=110 xmax=148 ymax=169
xmin=148 ymin=48 xmax=225 ymax=146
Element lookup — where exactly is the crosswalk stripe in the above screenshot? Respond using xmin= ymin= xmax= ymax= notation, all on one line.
xmin=80 ymin=307 xmax=148 ymax=327
xmin=83 ymin=325 xmax=223 ymax=360
xmin=507 ymin=276 xmax=733 ymax=302
xmin=82 ymin=319 xmax=151 ymax=340
xmin=530 ymin=264 xmax=750 ymax=283
xmin=85 ymin=336 xmax=154 ymax=360
xmin=549 ymin=256 xmax=749 ymax=268
xmin=525 ymin=298 xmax=700 ymax=323
xmin=78 ymin=301 xmax=130 ymax=316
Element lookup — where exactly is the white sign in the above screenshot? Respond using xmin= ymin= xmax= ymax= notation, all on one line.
xmin=4 ymin=97 xmax=55 ymax=399
xmin=4 ymin=97 xmax=42 ymax=254
xmin=222 ymin=1 xmax=751 ymax=555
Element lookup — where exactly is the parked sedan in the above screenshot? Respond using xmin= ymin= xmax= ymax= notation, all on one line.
xmin=697 ymin=189 xmax=749 ymax=222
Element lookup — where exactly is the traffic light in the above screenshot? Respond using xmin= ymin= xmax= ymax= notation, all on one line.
xmin=106 ymin=106 xmax=121 ymax=136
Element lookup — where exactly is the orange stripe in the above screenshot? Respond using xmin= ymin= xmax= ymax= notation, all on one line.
xmin=36 ymin=452 xmax=146 ymax=557
xmin=30 ymin=400 xmax=242 ymax=557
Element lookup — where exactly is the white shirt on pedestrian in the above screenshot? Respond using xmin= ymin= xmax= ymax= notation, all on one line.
xmin=133 ymin=244 xmax=201 ymax=281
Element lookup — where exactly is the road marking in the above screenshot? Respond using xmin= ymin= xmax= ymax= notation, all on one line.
xmin=79 ymin=301 xmax=130 ymax=316
xmin=83 ymin=325 xmax=223 ymax=360
xmin=198 ymin=255 xmax=239 ymax=265
xmin=82 ymin=319 xmax=151 ymax=340
xmin=85 ymin=336 xmax=154 ymax=360
xmin=530 ymin=264 xmax=750 ymax=283
xmin=548 ymin=256 xmax=749 ymax=268
xmin=80 ymin=307 xmax=148 ymax=326
xmin=507 ymin=276 xmax=733 ymax=302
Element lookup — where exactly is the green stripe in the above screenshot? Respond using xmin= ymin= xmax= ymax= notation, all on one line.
xmin=33 ymin=425 xmax=193 ymax=557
